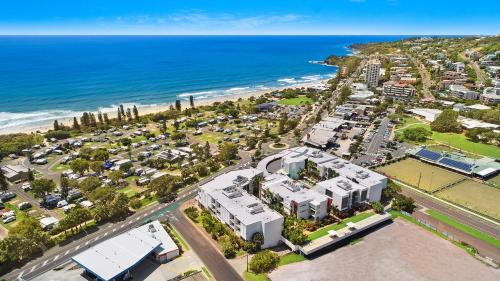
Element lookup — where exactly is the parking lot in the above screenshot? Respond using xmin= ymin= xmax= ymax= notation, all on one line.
xmin=269 ymin=219 xmax=499 ymax=281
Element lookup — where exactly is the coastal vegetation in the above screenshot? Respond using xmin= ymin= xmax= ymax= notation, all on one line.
xmin=0 ymin=133 xmax=43 ymax=159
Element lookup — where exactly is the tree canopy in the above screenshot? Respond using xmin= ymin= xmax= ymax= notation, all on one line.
xmin=430 ymin=109 xmax=461 ymax=133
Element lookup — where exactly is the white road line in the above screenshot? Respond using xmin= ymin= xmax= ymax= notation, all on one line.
xmin=149 ymin=210 xmax=154 ymax=214
xmin=16 ymin=270 xmax=24 ymax=279
xmin=120 ymin=224 xmax=125 ymax=228
xmin=135 ymin=217 xmax=140 ymax=221
xmin=30 ymin=265 xmax=37 ymax=273
xmin=141 ymin=214 xmax=147 ymax=218
xmin=104 ymin=232 xmax=108 ymax=236
xmin=65 ymin=250 xmax=70 ymax=256
xmin=53 ymin=255 xmax=59 ymax=261
xmin=75 ymin=245 xmax=81 ymax=250
xmin=128 ymin=220 xmax=133 ymax=224
xmin=112 ymin=228 xmax=116 ymax=232
xmin=85 ymin=241 xmax=89 ymax=246
xmin=42 ymin=260 xmax=48 ymax=267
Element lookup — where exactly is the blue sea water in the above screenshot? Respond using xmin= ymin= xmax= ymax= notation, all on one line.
xmin=0 ymin=35 xmax=408 ymax=131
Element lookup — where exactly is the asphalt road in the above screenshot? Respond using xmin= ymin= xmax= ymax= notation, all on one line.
xmin=401 ymin=185 xmax=500 ymax=239
xmin=4 ymin=158 xmax=252 ymax=281
xmin=170 ymin=208 xmax=244 ymax=281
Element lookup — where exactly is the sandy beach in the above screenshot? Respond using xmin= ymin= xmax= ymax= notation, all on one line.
xmin=0 ymin=80 xmax=329 ymax=135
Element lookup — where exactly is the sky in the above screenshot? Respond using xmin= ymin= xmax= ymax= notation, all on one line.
xmin=0 ymin=0 xmax=499 ymax=35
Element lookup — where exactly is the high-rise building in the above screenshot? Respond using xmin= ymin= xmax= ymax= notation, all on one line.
xmin=365 ymin=60 xmax=381 ymax=88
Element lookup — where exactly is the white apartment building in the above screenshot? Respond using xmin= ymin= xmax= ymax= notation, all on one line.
xmin=279 ymin=147 xmax=387 ymax=207
xmin=364 ymin=60 xmax=381 ymax=88
xmin=480 ymin=86 xmax=500 ymax=105
xmin=449 ymin=85 xmax=479 ymax=100
xmin=197 ymin=169 xmax=283 ymax=249
xmin=383 ymin=81 xmax=416 ymax=101
xmin=261 ymin=174 xmax=330 ymax=221
xmin=314 ymin=176 xmax=370 ymax=211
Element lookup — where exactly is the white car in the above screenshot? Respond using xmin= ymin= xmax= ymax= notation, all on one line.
xmin=3 ymin=216 xmax=16 ymax=224
xmin=2 ymin=210 xmax=15 ymax=219
xmin=21 ymin=183 xmax=32 ymax=191
xmin=57 ymin=200 xmax=68 ymax=208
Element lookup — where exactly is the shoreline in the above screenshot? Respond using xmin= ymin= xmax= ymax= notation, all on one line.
xmin=0 ymin=79 xmax=330 ymax=135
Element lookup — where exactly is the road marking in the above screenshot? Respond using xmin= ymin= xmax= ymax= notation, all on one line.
xmin=112 ymin=228 xmax=116 ymax=232
xmin=120 ymin=224 xmax=125 ymax=228
xmin=42 ymin=260 xmax=48 ymax=267
xmin=128 ymin=220 xmax=133 ymax=224
xmin=30 ymin=265 xmax=37 ymax=273
xmin=16 ymin=270 xmax=24 ymax=279
xmin=65 ymin=250 xmax=70 ymax=255
xmin=53 ymin=255 xmax=59 ymax=261
xmin=85 ymin=241 xmax=89 ymax=246
xmin=75 ymin=245 xmax=80 ymax=250
xmin=135 ymin=217 xmax=140 ymax=221
xmin=94 ymin=236 xmax=100 ymax=241
xmin=104 ymin=232 xmax=108 ymax=236
xmin=149 ymin=210 xmax=154 ymax=214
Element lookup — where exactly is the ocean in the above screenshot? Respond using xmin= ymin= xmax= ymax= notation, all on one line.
xmin=0 ymin=35 xmax=408 ymax=132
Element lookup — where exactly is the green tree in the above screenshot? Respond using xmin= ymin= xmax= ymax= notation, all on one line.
xmin=72 ymin=117 xmax=80 ymax=130
xmin=175 ymin=99 xmax=182 ymax=111
xmin=108 ymin=170 xmax=123 ymax=186
xmin=218 ymin=143 xmax=239 ymax=162
xmin=372 ymin=201 xmax=384 ymax=214
xmin=70 ymin=159 xmax=90 ymax=175
xmin=90 ymin=161 xmax=105 ymax=175
xmin=80 ymin=176 xmax=102 ymax=193
xmin=148 ymin=175 xmax=177 ymax=199
xmin=392 ymin=194 xmax=416 ymax=213
xmin=431 ymin=109 xmax=461 ymax=133
xmin=0 ymin=169 xmax=8 ymax=191
xmin=31 ymin=178 xmax=56 ymax=198
xmin=189 ymin=95 xmax=195 ymax=108
xmin=249 ymin=250 xmax=279 ymax=273
xmin=133 ymin=105 xmax=139 ymax=121
xmin=91 ymin=149 xmax=109 ymax=161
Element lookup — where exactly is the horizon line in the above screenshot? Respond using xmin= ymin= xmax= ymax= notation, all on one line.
xmin=0 ymin=34 xmax=493 ymax=36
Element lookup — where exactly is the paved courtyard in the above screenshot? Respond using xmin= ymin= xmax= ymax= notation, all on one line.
xmin=269 ymin=219 xmax=499 ymax=281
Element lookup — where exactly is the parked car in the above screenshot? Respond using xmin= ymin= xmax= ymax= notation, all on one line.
xmin=21 ymin=182 xmax=32 ymax=191
xmin=3 ymin=216 xmax=16 ymax=224
xmin=0 ymin=192 xmax=16 ymax=202
xmin=18 ymin=202 xmax=32 ymax=210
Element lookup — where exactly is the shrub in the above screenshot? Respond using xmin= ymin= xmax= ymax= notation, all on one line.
xmin=371 ymin=201 xmax=384 ymax=214
xmin=249 ymin=250 xmax=279 ymax=273
xmin=220 ymin=235 xmax=237 ymax=258
xmin=184 ymin=206 xmax=199 ymax=222
xmin=129 ymin=198 xmax=142 ymax=209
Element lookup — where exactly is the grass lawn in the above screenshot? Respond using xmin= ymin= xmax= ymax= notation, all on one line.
xmin=278 ymin=253 xmax=306 ymax=266
xmin=0 ymin=201 xmax=30 ymax=231
xmin=426 ymin=209 xmax=500 ymax=248
xmin=191 ymin=132 xmax=224 ymax=144
xmin=118 ymin=184 xmax=142 ymax=198
xmin=201 ymin=267 xmax=212 ymax=278
xmin=376 ymin=158 xmax=464 ymax=192
xmin=488 ymin=175 xmax=500 ymax=187
xmin=395 ymin=117 xmax=500 ymax=158
xmin=436 ymin=180 xmax=500 ymax=221
xmin=307 ymin=211 xmax=374 ymax=240
xmin=278 ymin=96 xmax=313 ymax=106
xmin=50 ymin=162 xmax=70 ymax=173
xmin=244 ymin=271 xmax=269 ymax=281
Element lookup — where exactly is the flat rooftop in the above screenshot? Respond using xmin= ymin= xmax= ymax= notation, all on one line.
xmin=263 ymin=174 xmax=328 ymax=205
xmin=199 ymin=169 xmax=282 ymax=225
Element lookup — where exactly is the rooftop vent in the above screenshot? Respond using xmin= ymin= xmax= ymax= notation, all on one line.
xmin=356 ymin=170 xmax=369 ymax=179
xmin=336 ymin=179 xmax=352 ymax=191
xmin=311 ymin=150 xmax=323 ymax=158
xmin=233 ymin=175 xmax=249 ymax=186
xmin=332 ymin=160 xmax=344 ymax=169
xmin=222 ymin=185 xmax=242 ymax=198
xmin=247 ymin=203 xmax=265 ymax=214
